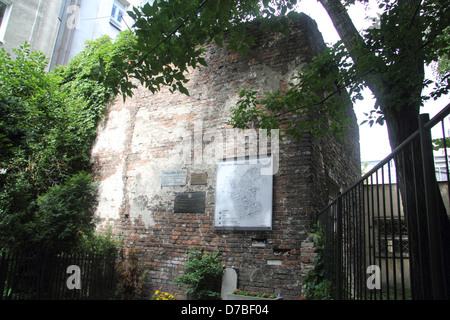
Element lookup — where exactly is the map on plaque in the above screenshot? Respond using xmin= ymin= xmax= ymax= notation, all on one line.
xmin=161 ymin=169 xmax=187 ymax=187
xmin=215 ymin=155 xmax=273 ymax=230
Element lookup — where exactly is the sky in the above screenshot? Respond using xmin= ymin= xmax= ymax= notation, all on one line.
xmin=296 ymin=0 xmax=449 ymax=162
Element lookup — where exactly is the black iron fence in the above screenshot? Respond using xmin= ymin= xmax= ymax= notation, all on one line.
xmin=317 ymin=103 xmax=450 ymax=300
xmin=0 ymin=251 xmax=116 ymax=300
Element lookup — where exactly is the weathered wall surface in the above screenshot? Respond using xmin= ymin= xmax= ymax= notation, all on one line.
xmin=91 ymin=14 xmax=360 ymax=299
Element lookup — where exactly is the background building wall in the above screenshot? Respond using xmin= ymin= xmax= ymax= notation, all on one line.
xmin=92 ymin=14 xmax=360 ymax=299
xmin=0 ymin=0 xmax=62 ymax=62
xmin=50 ymin=0 xmax=138 ymax=69
xmin=0 ymin=0 xmax=139 ymax=69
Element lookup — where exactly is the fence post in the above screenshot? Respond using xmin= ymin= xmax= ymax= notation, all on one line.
xmin=419 ymin=113 xmax=447 ymax=300
xmin=335 ymin=193 xmax=343 ymax=300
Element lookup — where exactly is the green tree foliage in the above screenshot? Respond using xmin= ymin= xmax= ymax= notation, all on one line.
xmin=435 ymin=26 xmax=450 ymax=79
xmin=302 ymin=226 xmax=334 ymax=300
xmin=101 ymin=0 xmax=448 ymax=146
xmin=108 ymin=0 xmax=299 ymax=99
xmin=33 ymin=172 xmax=97 ymax=253
xmin=0 ymin=37 xmax=127 ymax=254
xmin=228 ymin=47 xmax=354 ymax=141
xmin=55 ymin=31 xmax=137 ymax=105
xmin=110 ymin=0 xmax=448 ymax=144
xmin=227 ymin=0 xmax=449 ymax=138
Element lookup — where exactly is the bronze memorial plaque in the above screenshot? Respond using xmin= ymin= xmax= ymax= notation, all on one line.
xmin=191 ymin=173 xmax=208 ymax=185
xmin=174 ymin=192 xmax=206 ymax=213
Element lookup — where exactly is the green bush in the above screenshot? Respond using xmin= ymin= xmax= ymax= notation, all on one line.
xmin=115 ymin=248 xmax=149 ymax=300
xmin=232 ymin=288 xmax=277 ymax=299
xmin=33 ymin=172 xmax=97 ymax=253
xmin=75 ymin=227 xmax=122 ymax=256
xmin=174 ymin=248 xmax=223 ymax=300
xmin=0 ymin=35 xmax=132 ymax=255
xmin=302 ymin=223 xmax=334 ymax=300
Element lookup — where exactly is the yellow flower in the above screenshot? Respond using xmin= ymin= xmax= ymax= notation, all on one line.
xmin=155 ymin=290 xmax=160 ymax=295
xmin=165 ymin=292 xmax=168 ymax=296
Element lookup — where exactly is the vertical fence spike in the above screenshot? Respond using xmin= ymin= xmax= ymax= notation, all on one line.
xmin=0 ymin=252 xmax=116 ymax=300
xmin=335 ymin=193 xmax=342 ymax=300
xmin=317 ymin=107 xmax=450 ymax=301
xmin=419 ymin=114 xmax=447 ymax=300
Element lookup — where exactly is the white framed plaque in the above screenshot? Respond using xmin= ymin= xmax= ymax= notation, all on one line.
xmin=214 ymin=155 xmax=273 ymax=230
xmin=161 ymin=169 xmax=187 ymax=187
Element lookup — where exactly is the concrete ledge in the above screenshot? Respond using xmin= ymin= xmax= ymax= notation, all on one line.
xmin=225 ymin=294 xmax=282 ymax=300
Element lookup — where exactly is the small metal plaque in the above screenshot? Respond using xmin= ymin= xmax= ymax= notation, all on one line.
xmin=191 ymin=173 xmax=208 ymax=185
xmin=174 ymin=192 xmax=206 ymax=213
xmin=161 ymin=169 xmax=187 ymax=187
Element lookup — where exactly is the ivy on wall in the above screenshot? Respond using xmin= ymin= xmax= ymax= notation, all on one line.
xmin=0 ymin=33 xmax=134 ymax=254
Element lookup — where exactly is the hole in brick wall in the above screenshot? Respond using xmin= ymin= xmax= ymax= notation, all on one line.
xmin=251 ymin=238 xmax=267 ymax=247
xmin=273 ymin=248 xmax=290 ymax=256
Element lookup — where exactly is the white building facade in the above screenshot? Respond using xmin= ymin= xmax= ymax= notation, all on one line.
xmin=50 ymin=0 xmax=140 ymax=69
xmin=0 ymin=0 xmax=141 ymax=69
xmin=0 ymin=0 xmax=62 ymax=61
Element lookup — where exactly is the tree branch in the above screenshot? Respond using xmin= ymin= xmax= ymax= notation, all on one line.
xmin=132 ymin=0 xmax=210 ymax=69
xmin=318 ymin=0 xmax=388 ymax=108
xmin=318 ymin=0 xmax=364 ymax=55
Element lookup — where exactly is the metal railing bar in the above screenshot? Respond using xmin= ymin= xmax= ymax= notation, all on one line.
xmin=388 ymin=160 xmax=398 ymax=300
xmin=359 ymin=182 xmax=367 ymax=300
xmin=336 ymin=193 xmax=343 ymax=300
xmin=316 ymin=105 xmax=450 ymax=300
xmin=346 ymin=195 xmax=352 ymax=299
xmin=381 ymin=164 xmax=390 ymax=300
xmin=424 ymin=102 xmax=450 ymax=130
xmin=394 ymin=154 xmax=407 ymax=300
xmin=440 ymin=119 xmax=450 ymax=210
xmin=0 ymin=253 xmax=117 ymax=300
xmin=318 ymin=104 xmax=450 ymax=211
xmin=369 ymin=175 xmax=377 ymax=300
xmin=374 ymin=168 xmax=383 ymax=299
xmin=354 ymin=187 xmax=361 ymax=298
xmin=420 ymin=113 xmax=448 ymax=299
xmin=344 ymin=194 xmax=350 ymax=299
xmin=350 ymin=193 xmax=355 ymax=298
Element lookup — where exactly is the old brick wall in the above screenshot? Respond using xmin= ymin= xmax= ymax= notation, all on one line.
xmin=300 ymin=239 xmax=319 ymax=299
xmin=91 ymin=14 xmax=360 ymax=300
